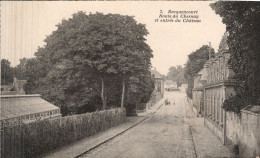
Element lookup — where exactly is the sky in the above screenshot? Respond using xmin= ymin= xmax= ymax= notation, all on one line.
xmin=1 ymin=1 xmax=226 ymax=75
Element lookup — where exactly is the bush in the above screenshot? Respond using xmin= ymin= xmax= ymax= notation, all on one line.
xmin=1 ymin=108 xmax=126 ymax=158
xmin=222 ymin=95 xmax=246 ymax=114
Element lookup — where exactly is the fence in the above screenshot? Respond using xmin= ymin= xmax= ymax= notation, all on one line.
xmin=1 ymin=108 xmax=126 ymax=158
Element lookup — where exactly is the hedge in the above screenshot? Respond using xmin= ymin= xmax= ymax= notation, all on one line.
xmin=1 ymin=108 xmax=126 ymax=158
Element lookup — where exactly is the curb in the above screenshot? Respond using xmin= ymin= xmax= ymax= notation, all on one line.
xmin=75 ymin=116 xmax=149 ymax=158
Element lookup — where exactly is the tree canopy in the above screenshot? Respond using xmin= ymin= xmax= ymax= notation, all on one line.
xmin=211 ymin=2 xmax=260 ymax=111
xmin=166 ymin=65 xmax=186 ymax=87
xmin=184 ymin=45 xmax=215 ymax=98
xmin=1 ymin=59 xmax=14 ymax=85
xmin=23 ymin=12 xmax=153 ymax=115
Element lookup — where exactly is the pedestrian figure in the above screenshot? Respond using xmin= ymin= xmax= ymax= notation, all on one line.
xmin=168 ymin=101 xmax=171 ymax=105
xmin=165 ymin=99 xmax=168 ymax=105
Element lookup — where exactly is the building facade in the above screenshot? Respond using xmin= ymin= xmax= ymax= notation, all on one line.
xmin=192 ymin=69 xmax=207 ymax=116
xmin=192 ymin=33 xmax=236 ymax=141
xmin=192 ymin=33 xmax=260 ymax=156
xmin=146 ymin=69 xmax=164 ymax=109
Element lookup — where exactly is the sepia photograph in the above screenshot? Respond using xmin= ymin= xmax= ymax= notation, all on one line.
xmin=1 ymin=1 xmax=260 ymax=158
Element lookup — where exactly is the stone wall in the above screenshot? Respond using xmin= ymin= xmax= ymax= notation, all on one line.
xmin=192 ymin=89 xmax=203 ymax=116
xmin=226 ymin=106 xmax=260 ymax=157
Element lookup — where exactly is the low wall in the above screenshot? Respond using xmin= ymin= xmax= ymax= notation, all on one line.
xmin=226 ymin=106 xmax=260 ymax=157
xmin=204 ymin=117 xmax=224 ymax=143
xmin=1 ymin=108 xmax=126 ymax=158
xmin=186 ymin=98 xmax=199 ymax=116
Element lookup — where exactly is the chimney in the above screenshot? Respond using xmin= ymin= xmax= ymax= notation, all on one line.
xmin=209 ymin=42 xmax=212 ymax=59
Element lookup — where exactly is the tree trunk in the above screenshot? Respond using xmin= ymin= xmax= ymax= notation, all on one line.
xmin=101 ymin=78 xmax=106 ymax=110
xmin=121 ymin=78 xmax=125 ymax=108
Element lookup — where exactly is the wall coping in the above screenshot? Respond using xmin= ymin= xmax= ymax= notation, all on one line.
xmin=192 ymin=87 xmax=204 ymax=91
xmin=241 ymin=105 xmax=260 ymax=116
xmin=204 ymin=80 xmax=236 ymax=89
xmin=1 ymin=94 xmax=41 ymax=98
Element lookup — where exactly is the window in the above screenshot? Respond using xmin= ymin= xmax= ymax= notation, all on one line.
xmin=26 ymin=115 xmax=29 ymax=120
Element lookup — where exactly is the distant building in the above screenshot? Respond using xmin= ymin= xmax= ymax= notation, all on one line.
xmin=179 ymin=83 xmax=188 ymax=92
xmin=192 ymin=69 xmax=207 ymax=116
xmin=1 ymin=94 xmax=61 ymax=126
xmin=1 ymin=77 xmax=27 ymax=95
xmin=151 ymin=69 xmax=164 ymax=94
xmin=13 ymin=77 xmax=27 ymax=94
xmin=145 ymin=69 xmax=164 ymax=109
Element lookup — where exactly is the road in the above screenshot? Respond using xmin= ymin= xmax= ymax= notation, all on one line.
xmin=81 ymin=91 xmax=197 ymax=158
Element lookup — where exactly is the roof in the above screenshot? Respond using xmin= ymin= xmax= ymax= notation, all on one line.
xmin=193 ymin=69 xmax=203 ymax=79
xmin=1 ymin=95 xmax=60 ymax=120
xmin=218 ymin=32 xmax=229 ymax=53
xmin=151 ymin=69 xmax=163 ymax=79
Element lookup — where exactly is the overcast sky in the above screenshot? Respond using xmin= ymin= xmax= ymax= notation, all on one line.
xmin=1 ymin=1 xmax=226 ymax=75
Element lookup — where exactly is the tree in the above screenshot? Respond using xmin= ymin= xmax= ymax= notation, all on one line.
xmin=25 ymin=12 xmax=153 ymax=115
xmin=184 ymin=45 xmax=215 ymax=98
xmin=211 ymin=2 xmax=260 ymax=109
xmin=167 ymin=65 xmax=186 ymax=87
xmin=1 ymin=59 xmax=14 ymax=85
xmin=14 ymin=58 xmax=28 ymax=80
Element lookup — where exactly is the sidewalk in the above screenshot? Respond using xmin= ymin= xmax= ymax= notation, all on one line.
xmin=184 ymin=98 xmax=234 ymax=158
xmin=42 ymin=97 xmax=166 ymax=158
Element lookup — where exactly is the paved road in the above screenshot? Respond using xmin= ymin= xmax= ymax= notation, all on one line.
xmin=81 ymin=92 xmax=197 ymax=158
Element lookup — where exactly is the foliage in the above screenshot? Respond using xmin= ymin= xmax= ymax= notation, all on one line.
xmin=184 ymin=45 xmax=215 ymax=98
xmin=1 ymin=108 xmax=126 ymax=158
xmin=127 ymin=72 xmax=155 ymax=105
xmin=1 ymin=59 xmax=14 ymax=85
xmin=23 ymin=12 xmax=153 ymax=115
xmin=223 ymin=95 xmax=246 ymax=114
xmin=166 ymin=65 xmax=186 ymax=87
xmin=211 ymin=2 xmax=260 ymax=107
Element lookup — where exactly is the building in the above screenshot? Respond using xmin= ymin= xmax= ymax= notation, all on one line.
xmin=192 ymin=33 xmax=260 ymax=156
xmin=144 ymin=69 xmax=164 ymax=110
xmin=1 ymin=94 xmax=61 ymax=126
xmin=202 ymin=34 xmax=236 ymax=143
xmin=192 ymin=33 xmax=236 ymax=142
xmin=151 ymin=69 xmax=164 ymax=94
xmin=179 ymin=83 xmax=188 ymax=92
xmin=1 ymin=77 xmax=27 ymax=95
xmin=192 ymin=69 xmax=207 ymax=116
